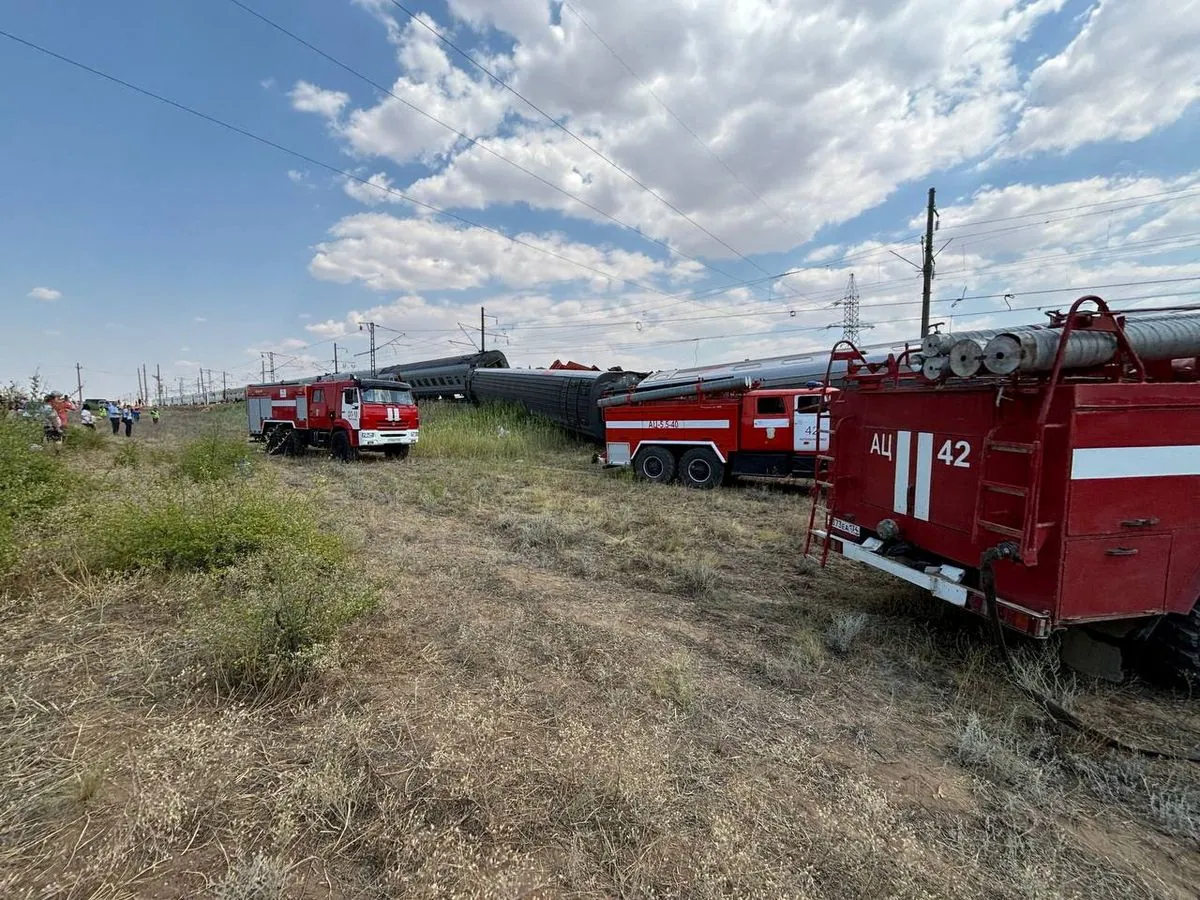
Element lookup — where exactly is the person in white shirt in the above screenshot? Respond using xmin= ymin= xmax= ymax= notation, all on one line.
xmin=80 ymin=405 xmax=96 ymax=429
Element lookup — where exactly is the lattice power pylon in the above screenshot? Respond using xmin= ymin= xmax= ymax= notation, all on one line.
xmin=840 ymin=273 xmax=861 ymax=343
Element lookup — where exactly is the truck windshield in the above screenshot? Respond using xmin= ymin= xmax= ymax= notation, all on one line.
xmin=361 ymin=388 xmax=414 ymax=405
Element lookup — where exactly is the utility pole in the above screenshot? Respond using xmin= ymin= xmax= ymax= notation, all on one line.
xmin=141 ymin=364 xmax=148 ymax=404
xmin=136 ymin=368 xmax=144 ymax=403
xmin=840 ymin=274 xmax=861 ymax=344
xmin=359 ymin=322 xmax=377 ymax=375
xmin=261 ymin=356 xmax=267 ymax=383
xmin=333 ymin=344 xmax=341 ymax=373
xmin=221 ymin=371 xmax=228 ymax=402
xmin=178 ymin=377 xmax=185 ymax=404
xmin=921 ymin=187 xmax=937 ymax=338
xmin=267 ymin=351 xmax=276 ymax=381
xmin=205 ymin=369 xmax=214 ymax=404
xmin=75 ymin=363 xmax=84 ymax=405
xmin=480 ymin=306 xmax=486 ymax=352
xmin=154 ymin=364 xmax=163 ymax=406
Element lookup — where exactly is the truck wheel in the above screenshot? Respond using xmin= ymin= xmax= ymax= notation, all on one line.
xmin=633 ymin=446 xmax=676 ymax=484
xmin=384 ymin=445 xmax=410 ymax=460
xmin=1140 ymin=601 xmax=1200 ymax=688
xmin=679 ymin=447 xmax=724 ymax=489
xmin=331 ymin=430 xmax=356 ymax=463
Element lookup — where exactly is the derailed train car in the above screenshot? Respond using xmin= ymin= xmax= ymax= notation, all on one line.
xmin=467 ymin=367 xmax=644 ymax=441
xmin=379 ymin=350 xmax=508 ymax=400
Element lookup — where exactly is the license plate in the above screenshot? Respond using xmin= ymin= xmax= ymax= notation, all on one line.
xmin=831 ymin=517 xmax=861 ymax=539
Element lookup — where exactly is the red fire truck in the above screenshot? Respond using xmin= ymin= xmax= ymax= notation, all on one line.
xmin=807 ymin=297 xmax=1200 ymax=682
xmin=246 ymin=374 xmax=419 ymax=461
xmin=600 ymin=376 xmax=832 ymax=487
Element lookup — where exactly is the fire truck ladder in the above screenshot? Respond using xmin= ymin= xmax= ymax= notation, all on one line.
xmin=972 ymin=296 xmax=1146 ymax=565
xmin=803 ymin=341 xmax=859 ymax=565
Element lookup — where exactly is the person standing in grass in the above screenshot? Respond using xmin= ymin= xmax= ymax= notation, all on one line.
xmin=150 ymin=406 xmax=160 ymax=425
xmin=80 ymin=404 xmax=96 ymax=430
xmin=121 ymin=404 xmax=134 ymax=438
xmin=106 ymin=400 xmax=120 ymax=435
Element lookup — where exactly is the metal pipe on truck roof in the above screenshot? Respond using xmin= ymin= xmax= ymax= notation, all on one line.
xmin=983 ymin=312 xmax=1200 ymax=375
xmin=948 ymin=338 xmax=988 ymax=378
xmin=597 ymin=375 xmax=752 ymax=408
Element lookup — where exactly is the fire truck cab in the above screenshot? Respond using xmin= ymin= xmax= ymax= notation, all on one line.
xmin=247 ymin=375 xmax=419 ymax=461
xmin=601 ymin=385 xmax=832 ymax=488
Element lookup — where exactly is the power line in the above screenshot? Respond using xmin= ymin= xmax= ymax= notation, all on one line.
xmin=383 ymin=0 xmax=774 ymax=275
xmin=222 ymin=0 xmax=771 ymax=290
xmin=0 ymin=27 xmax=707 ymax=302
xmin=560 ymin=0 xmax=790 ymax=228
xmin=941 ymin=185 xmax=1200 ymax=231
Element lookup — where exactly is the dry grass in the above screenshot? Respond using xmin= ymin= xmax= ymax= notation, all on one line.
xmin=2 ymin=403 xmax=1199 ymax=898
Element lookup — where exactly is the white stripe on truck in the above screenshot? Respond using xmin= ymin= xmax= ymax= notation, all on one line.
xmin=893 ymin=430 xmax=911 ymax=514
xmin=914 ymin=431 xmax=934 ymax=521
xmin=607 ymin=420 xmax=731 ymax=430
xmin=1071 ymin=445 xmax=1200 ymax=480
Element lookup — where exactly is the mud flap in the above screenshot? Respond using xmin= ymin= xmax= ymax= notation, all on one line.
xmin=1060 ymin=629 xmax=1124 ymax=683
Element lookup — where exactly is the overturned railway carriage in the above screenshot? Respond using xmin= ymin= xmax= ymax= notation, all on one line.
xmin=467 ymin=367 xmax=645 ymax=442
xmin=379 ymin=351 xmax=508 ymax=401
xmin=810 ymin=298 xmax=1200 ymax=682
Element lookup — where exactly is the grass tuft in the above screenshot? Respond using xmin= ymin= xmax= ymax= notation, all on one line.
xmin=213 ymin=853 xmax=288 ymax=900
xmin=175 ymin=432 xmax=254 ymax=482
xmin=825 ymin=612 xmax=871 ymax=655
xmin=0 ymin=416 xmax=69 ymax=572
xmin=417 ymin=401 xmax=575 ymax=460
xmin=190 ymin=552 xmax=378 ymax=695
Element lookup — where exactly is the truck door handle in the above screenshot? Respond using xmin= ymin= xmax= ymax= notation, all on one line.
xmin=1104 ymin=547 xmax=1139 ymax=557
xmin=1120 ymin=517 xmax=1159 ymax=528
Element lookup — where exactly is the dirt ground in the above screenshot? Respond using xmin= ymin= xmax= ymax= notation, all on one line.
xmin=3 ymin=405 xmax=1198 ymax=898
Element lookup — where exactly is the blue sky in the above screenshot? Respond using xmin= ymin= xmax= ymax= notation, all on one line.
xmin=3 ymin=0 xmax=1198 ymax=401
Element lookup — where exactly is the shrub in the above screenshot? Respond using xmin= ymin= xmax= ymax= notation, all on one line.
xmin=0 ymin=416 xmax=69 ymax=571
xmin=176 ymin=433 xmax=254 ymax=482
xmin=112 ymin=442 xmax=140 ymax=469
xmin=82 ymin=484 xmax=343 ymax=574
xmin=825 ymin=612 xmax=871 ymax=655
xmin=193 ymin=552 xmax=378 ymax=695
xmin=64 ymin=425 xmax=107 ymax=452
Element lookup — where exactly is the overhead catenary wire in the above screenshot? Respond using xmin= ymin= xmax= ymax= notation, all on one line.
xmin=383 ymin=0 xmax=776 ymax=277
xmin=221 ymin=0 xmax=783 ymax=293
xmin=560 ymin=0 xmax=791 ymax=228
xmin=0 ymin=27 xmax=718 ymax=305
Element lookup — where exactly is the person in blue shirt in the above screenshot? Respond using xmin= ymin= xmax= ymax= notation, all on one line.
xmin=121 ymin=404 xmax=134 ymax=438
xmin=106 ymin=401 xmax=120 ymax=435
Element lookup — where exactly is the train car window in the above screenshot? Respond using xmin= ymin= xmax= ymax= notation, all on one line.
xmin=757 ymin=396 xmax=786 ymax=415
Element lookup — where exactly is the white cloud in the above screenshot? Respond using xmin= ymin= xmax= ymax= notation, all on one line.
xmin=175 ymin=359 xmax=198 ymax=368
xmin=287 ymin=169 xmax=308 ymax=183
xmin=1006 ymin=0 xmax=1200 ymax=155
xmin=326 ymin=0 xmax=1066 ymax=257
xmin=260 ymin=77 xmax=277 ymax=90
xmin=309 ymin=212 xmax=702 ymax=293
xmin=193 ymin=316 xmax=208 ymax=323
xmin=28 ymin=286 xmax=62 ymax=302
xmin=289 ymin=80 xmax=350 ymax=119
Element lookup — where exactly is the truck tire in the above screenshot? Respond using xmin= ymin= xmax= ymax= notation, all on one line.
xmin=1141 ymin=601 xmax=1200 ymax=688
xmin=331 ymin=430 xmax=356 ymax=463
xmin=384 ymin=445 xmax=410 ymax=460
xmin=679 ymin=447 xmax=724 ymax=489
xmin=633 ymin=446 xmax=676 ymax=484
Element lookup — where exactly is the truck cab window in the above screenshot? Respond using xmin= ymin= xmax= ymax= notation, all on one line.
xmin=343 ymin=388 xmax=358 ymax=405
xmin=312 ymin=389 xmax=324 ymax=404
xmin=757 ymin=396 xmax=786 ymax=415
xmin=794 ymin=395 xmax=821 ymax=412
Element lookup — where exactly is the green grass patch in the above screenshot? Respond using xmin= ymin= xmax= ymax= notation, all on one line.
xmin=63 ymin=425 xmax=108 ymax=452
xmin=175 ymin=433 xmax=253 ymax=482
xmin=0 ymin=416 xmax=70 ymax=571
xmin=81 ymin=483 xmax=343 ymax=574
xmin=417 ymin=401 xmax=576 ymax=460
xmin=112 ymin=442 xmax=140 ymax=469
xmin=192 ymin=550 xmax=378 ymax=695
